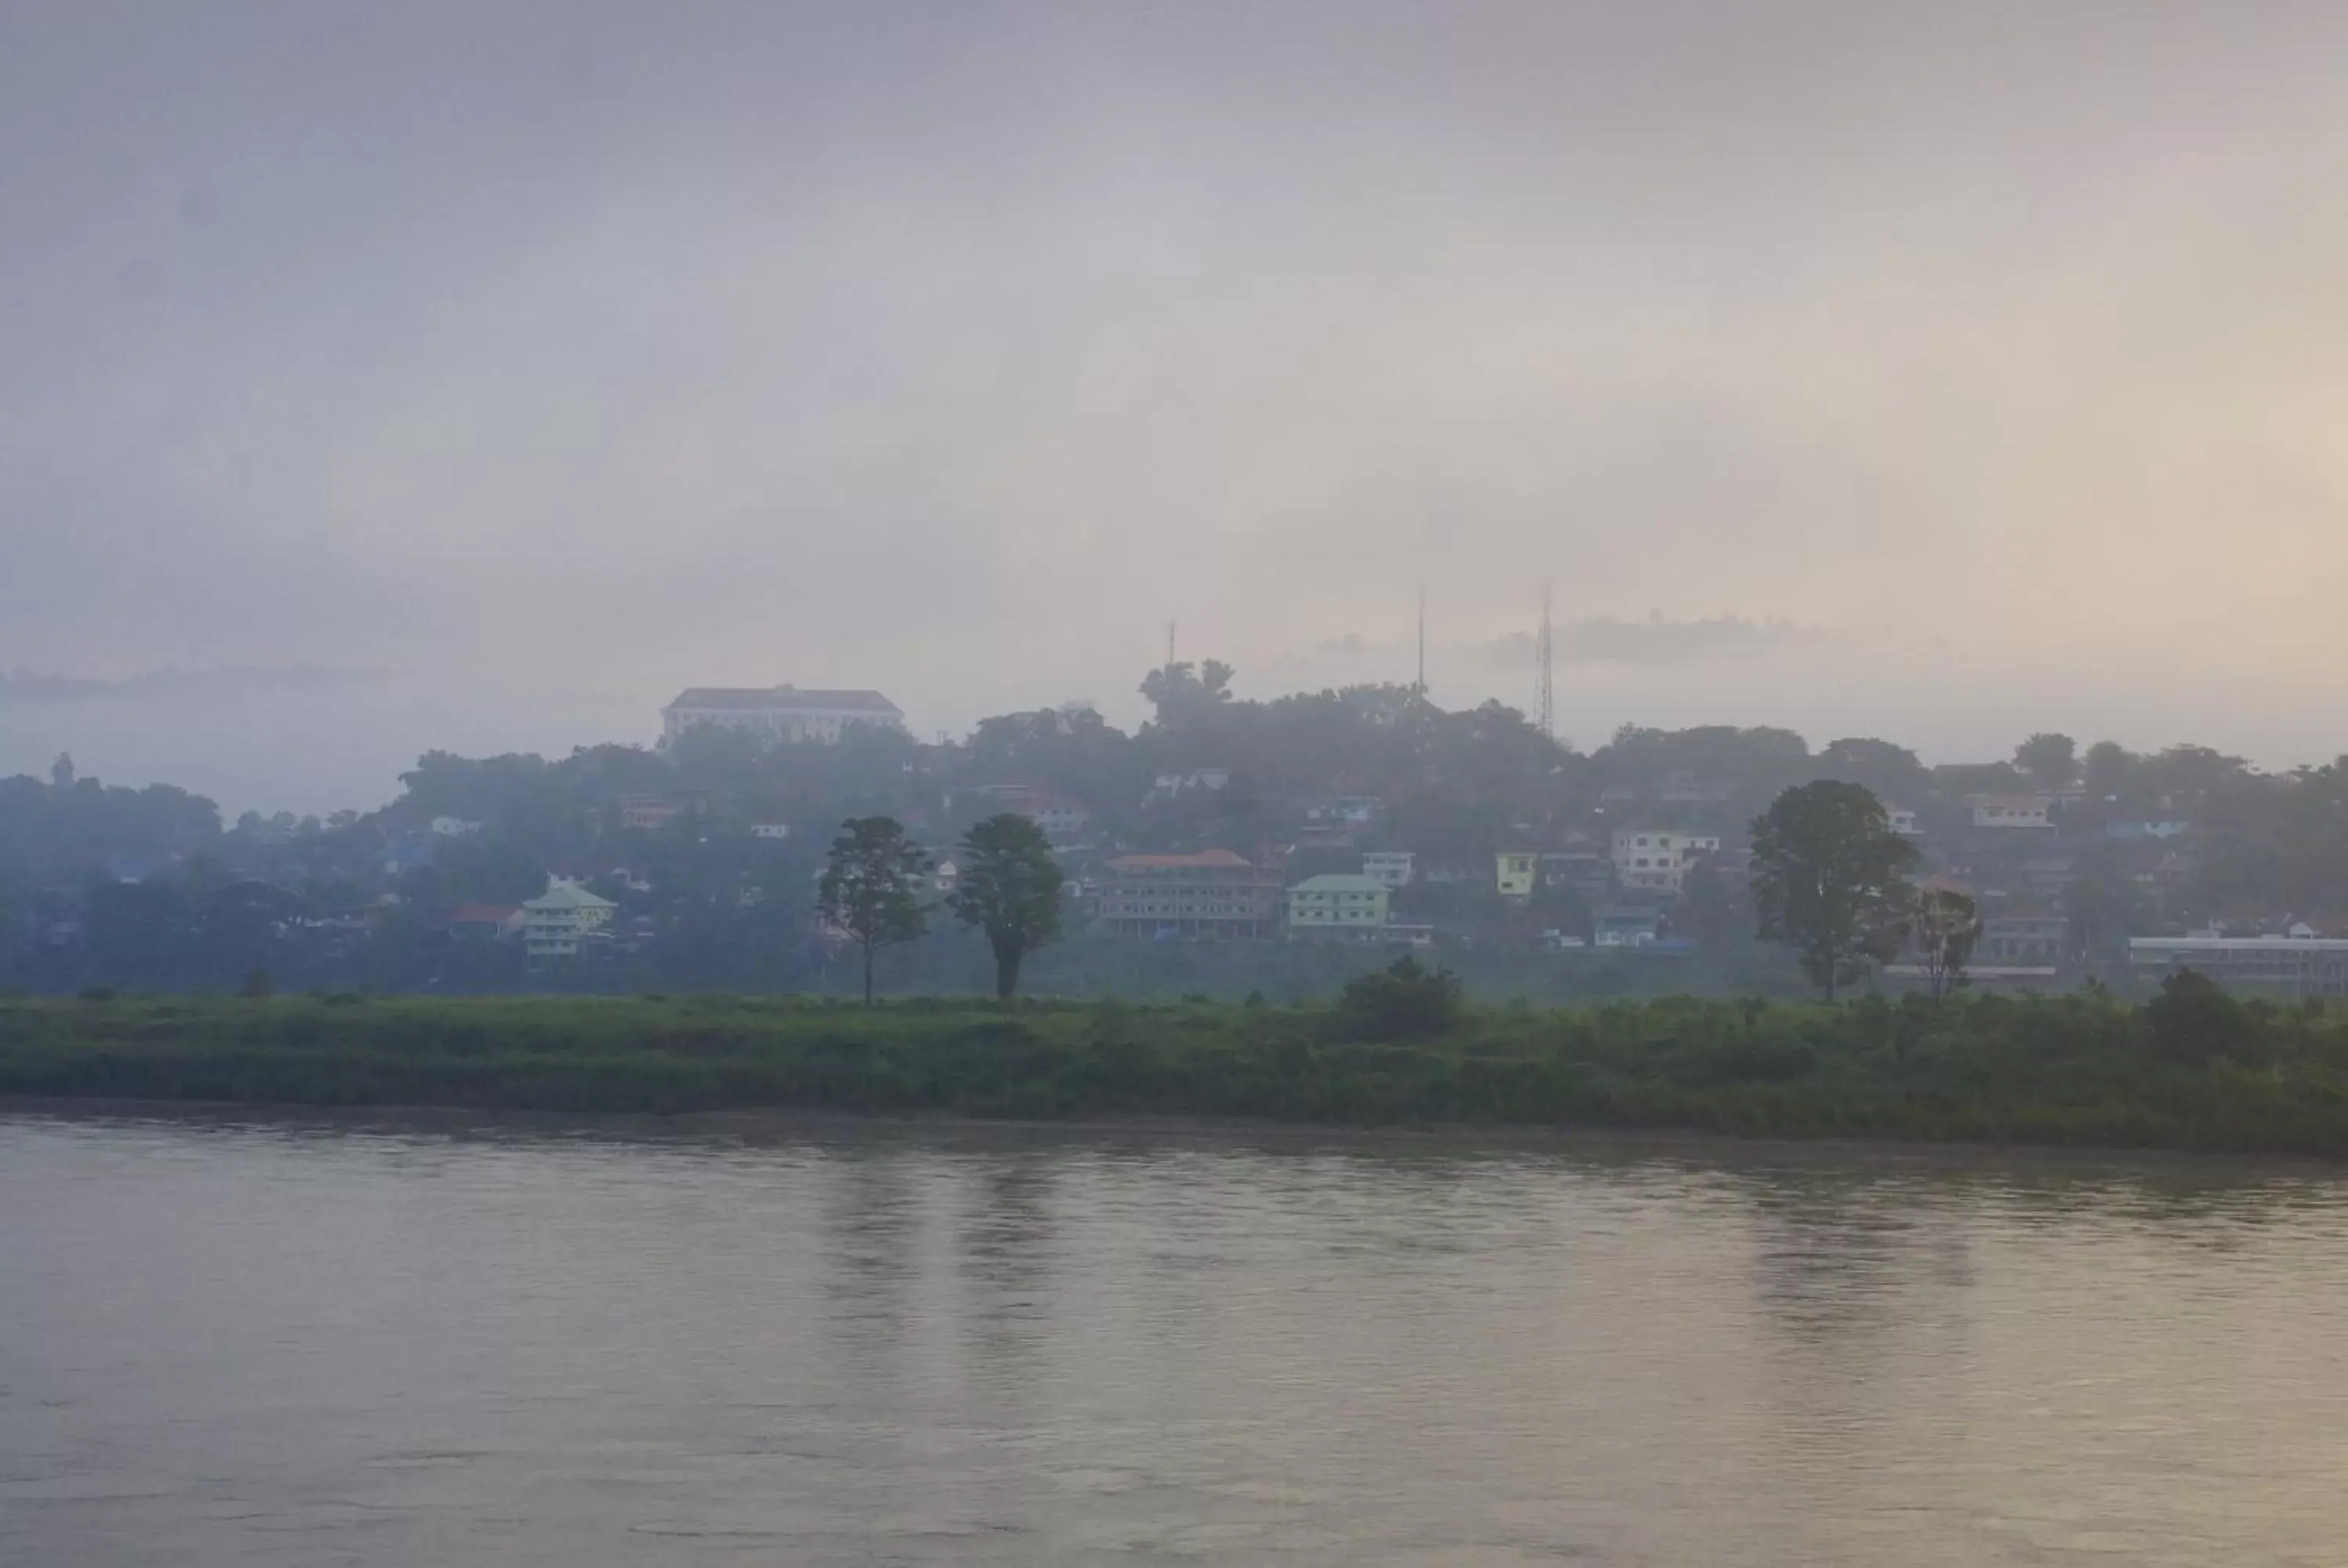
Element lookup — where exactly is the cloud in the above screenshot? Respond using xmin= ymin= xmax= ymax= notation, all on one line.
xmin=1313 ymin=633 xmax=1381 ymax=660
xmin=0 ymin=666 xmax=392 ymax=706
xmin=7 ymin=1 xmax=2348 ymax=800
xmin=1477 ymin=616 xmax=1821 ymax=671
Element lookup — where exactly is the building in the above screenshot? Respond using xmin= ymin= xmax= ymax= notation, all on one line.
xmin=1539 ymin=851 xmax=1614 ymax=897
xmin=430 ymin=816 xmax=485 ymax=837
xmin=2130 ymin=933 xmax=2348 ymax=996
xmin=1496 ymin=852 xmax=1539 ymax=899
xmin=2020 ymin=854 xmax=2080 ymax=899
xmin=1979 ymin=912 xmax=2069 ymax=965
xmin=1608 ymin=829 xmax=1722 ymax=894
xmin=1031 ymin=799 xmax=1089 ymax=841
xmin=520 ymin=879 xmax=618 ymax=958
xmin=1658 ymin=770 xmax=1739 ymax=806
xmin=382 ymin=837 xmax=435 ymax=876
xmin=971 ymin=783 xmax=1091 ymax=843
xmin=661 ymin=685 xmax=905 ymax=745
xmin=2106 ymin=819 xmax=2191 ymax=842
xmin=447 ymin=903 xmax=521 ymax=940
xmin=749 ymin=822 xmax=791 ymax=840
xmin=1970 ymin=794 xmax=2055 ymax=829
xmin=1885 ymin=805 xmax=1921 ymax=836
xmin=1287 ymin=874 xmax=1392 ymax=935
xmin=1361 ymin=851 xmax=1416 ymax=890
xmin=1595 ymin=907 xmax=1665 ymax=947
xmin=1149 ymin=767 xmax=1231 ymax=799
xmin=620 ymin=798 xmax=685 ymax=832
xmin=1306 ymin=795 xmax=1380 ymax=826
xmin=1097 ymin=851 xmax=1280 ymax=938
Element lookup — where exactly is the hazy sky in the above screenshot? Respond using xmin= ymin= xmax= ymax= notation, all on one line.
xmin=8 ymin=2 xmax=2348 ymax=811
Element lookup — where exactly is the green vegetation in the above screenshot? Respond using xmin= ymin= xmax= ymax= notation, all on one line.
xmin=947 ymin=813 xmax=1065 ymax=998
xmin=1750 ymin=781 xmax=1920 ymax=1000
xmin=817 ymin=816 xmax=932 ymax=1004
xmin=5 ymin=970 xmax=2348 ymax=1156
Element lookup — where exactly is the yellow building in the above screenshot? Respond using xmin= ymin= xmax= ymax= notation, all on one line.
xmin=1496 ymin=852 xmax=1538 ymax=899
xmin=1287 ymin=874 xmax=1392 ymax=933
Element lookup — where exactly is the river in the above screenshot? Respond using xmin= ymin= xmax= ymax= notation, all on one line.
xmin=3 ymin=1110 xmax=2346 ymax=1566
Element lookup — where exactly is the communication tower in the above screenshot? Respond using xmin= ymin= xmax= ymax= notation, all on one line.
xmin=1536 ymin=580 xmax=1554 ymax=739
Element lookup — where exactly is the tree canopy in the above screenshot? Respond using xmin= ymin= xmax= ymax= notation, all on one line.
xmin=948 ymin=813 xmax=1064 ymax=998
xmin=817 ymin=817 xmax=931 ymax=1004
xmin=1750 ymin=781 xmax=1921 ymax=1000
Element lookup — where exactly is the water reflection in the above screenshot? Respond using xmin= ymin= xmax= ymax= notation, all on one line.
xmin=5 ymin=1111 xmax=2348 ymax=1568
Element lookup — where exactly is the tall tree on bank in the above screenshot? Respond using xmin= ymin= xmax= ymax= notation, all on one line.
xmin=1750 ymin=781 xmax=1921 ymax=1001
xmin=817 ymin=817 xmax=931 ymax=1004
xmin=949 ymin=813 xmax=1064 ymax=998
xmin=2015 ymin=732 xmax=2080 ymax=793
xmin=1912 ymin=886 xmax=1981 ymax=1001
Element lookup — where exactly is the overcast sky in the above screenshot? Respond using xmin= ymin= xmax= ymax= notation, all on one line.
xmin=7 ymin=2 xmax=2348 ymax=812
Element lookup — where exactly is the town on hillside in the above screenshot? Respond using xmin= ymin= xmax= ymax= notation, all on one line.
xmin=5 ymin=668 xmax=2346 ymax=1000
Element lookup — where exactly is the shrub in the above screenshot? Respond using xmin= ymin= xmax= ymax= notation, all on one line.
xmin=1336 ymin=956 xmax=1464 ymax=1041
xmin=2145 ymin=968 xmax=2262 ymax=1065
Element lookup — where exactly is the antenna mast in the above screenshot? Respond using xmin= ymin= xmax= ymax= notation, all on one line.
xmin=1415 ymin=581 xmax=1427 ymax=696
xmin=1536 ymin=579 xmax=1554 ymax=739
xmin=1165 ymin=620 xmax=1177 ymax=674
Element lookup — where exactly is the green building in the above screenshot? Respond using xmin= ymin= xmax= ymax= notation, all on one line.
xmin=1287 ymin=873 xmax=1392 ymax=935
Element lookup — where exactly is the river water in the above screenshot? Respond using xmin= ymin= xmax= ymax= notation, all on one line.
xmin=4 ymin=1112 xmax=2347 ymax=1566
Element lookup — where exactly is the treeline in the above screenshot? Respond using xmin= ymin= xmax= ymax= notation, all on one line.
xmin=4 ymin=974 xmax=2344 ymax=1153
xmin=9 ymin=660 xmax=2348 ymax=998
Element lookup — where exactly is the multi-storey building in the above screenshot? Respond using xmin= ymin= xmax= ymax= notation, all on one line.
xmin=1097 ymin=851 xmax=1280 ymax=938
xmin=1496 ymin=851 xmax=1538 ymax=899
xmin=1609 ymin=829 xmax=1722 ymax=894
xmin=1980 ymin=912 xmax=2069 ymax=965
xmin=520 ymin=878 xmax=618 ymax=958
xmin=2130 ymin=934 xmax=2348 ymax=996
xmin=1287 ymin=874 xmax=1391 ymax=935
xmin=1969 ymin=794 xmax=2055 ymax=829
xmin=661 ymin=685 xmax=905 ymax=745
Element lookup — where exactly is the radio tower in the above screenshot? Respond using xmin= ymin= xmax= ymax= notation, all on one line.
xmin=1535 ymin=579 xmax=1554 ymax=739
xmin=1414 ymin=581 xmax=1427 ymax=696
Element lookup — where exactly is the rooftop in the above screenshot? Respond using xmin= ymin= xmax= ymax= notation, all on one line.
xmin=1107 ymin=850 xmax=1255 ymax=871
xmin=2134 ymin=935 xmax=2348 ymax=952
xmin=524 ymin=883 xmax=618 ymax=912
xmin=1290 ymin=874 xmax=1388 ymax=894
xmin=664 ymin=685 xmax=902 ymax=715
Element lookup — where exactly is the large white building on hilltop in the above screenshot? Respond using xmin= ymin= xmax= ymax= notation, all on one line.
xmin=661 ymin=685 xmax=906 ymax=746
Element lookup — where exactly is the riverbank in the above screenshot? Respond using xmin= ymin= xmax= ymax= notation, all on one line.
xmin=2 ymin=990 xmax=2344 ymax=1155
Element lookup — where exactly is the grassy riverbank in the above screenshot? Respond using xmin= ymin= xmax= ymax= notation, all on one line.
xmin=3 ymin=988 xmax=2346 ymax=1154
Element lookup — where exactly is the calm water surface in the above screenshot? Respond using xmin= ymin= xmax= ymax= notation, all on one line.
xmin=4 ymin=1111 xmax=2347 ymax=1566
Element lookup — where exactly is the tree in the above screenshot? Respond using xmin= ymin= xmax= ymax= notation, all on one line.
xmin=1817 ymin=737 xmax=1929 ymax=803
xmin=1336 ymin=955 xmax=1464 ymax=1040
xmin=948 ymin=813 xmax=1064 ymax=998
xmin=1911 ymin=887 xmax=1980 ymax=1001
xmin=2083 ymin=739 xmax=2137 ymax=802
xmin=817 ymin=817 xmax=931 ymax=1004
xmin=1139 ymin=659 xmax=1235 ymax=726
xmin=2144 ymin=968 xmax=2260 ymax=1066
xmin=2014 ymin=732 xmax=2079 ymax=792
xmin=1750 ymin=781 xmax=1920 ymax=1001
